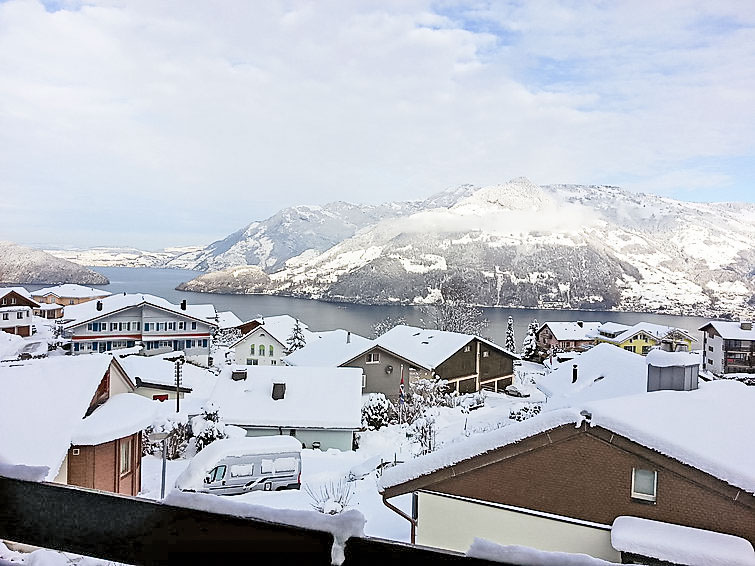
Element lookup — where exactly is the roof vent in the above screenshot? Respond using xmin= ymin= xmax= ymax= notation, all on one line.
xmin=572 ymin=364 xmax=578 ymax=383
xmin=577 ymin=320 xmax=584 ymax=328
xmin=96 ymin=300 xmax=103 ymax=311
xmin=347 ymin=331 xmax=351 ymax=344
xmin=272 ymin=382 xmax=286 ymax=400
xmin=180 ymin=299 xmax=187 ymax=310
xmin=579 ymin=410 xmax=592 ymax=421
xmin=740 ymin=321 xmax=752 ymax=331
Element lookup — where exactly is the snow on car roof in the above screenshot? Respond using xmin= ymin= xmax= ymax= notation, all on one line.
xmin=209 ymin=366 xmax=363 ymax=430
xmin=174 ymin=436 xmax=303 ymax=491
xmin=611 ymin=516 xmax=755 ymax=566
xmin=585 ymin=380 xmax=755 ymax=494
xmin=32 ymin=284 xmax=112 ymax=298
xmin=72 ymin=393 xmax=158 ymax=446
xmin=62 ymin=293 xmax=218 ymax=328
xmin=0 ymin=355 xmax=113 ymax=479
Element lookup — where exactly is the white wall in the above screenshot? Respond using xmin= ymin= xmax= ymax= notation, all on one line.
xmin=416 ymin=491 xmax=620 ymax=562
xmin=234 ymin=327 xmax=286 ymax=366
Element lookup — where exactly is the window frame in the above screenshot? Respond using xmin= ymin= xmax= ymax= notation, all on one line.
xmin=365 ymin=352 xmax=380 ymax=364
xmin=630 ymin=467 xmax=657 ymax=502
xmin=119 ymin=438 xmax=133 ymax=476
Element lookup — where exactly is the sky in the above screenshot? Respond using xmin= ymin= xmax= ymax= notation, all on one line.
xmin=1 ymin=0 xmax=754 ymax=249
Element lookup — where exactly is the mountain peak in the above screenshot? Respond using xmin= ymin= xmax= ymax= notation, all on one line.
xmin=454 ymin=178 xmax=550 ymax=212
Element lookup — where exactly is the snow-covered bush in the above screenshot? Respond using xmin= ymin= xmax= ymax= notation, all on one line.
xmin=454 ymin=390 xmax=486 ymax=412
xmin=142 ymin=415 xmax=191 ymax=460
xmin=398 ymin=378 xmax=453 ymax=424
xmin=193 ymin=403 xmax=228 ymax=452
xmin=509 ymin=403 xmax=542 ymax=422
xmin=361 ymin=393 xmax=395 ymax=430
xmin=304 ymin=478 xmax=354 ymax=515
xmin=406 ymin=410 xmax=437 ymax=455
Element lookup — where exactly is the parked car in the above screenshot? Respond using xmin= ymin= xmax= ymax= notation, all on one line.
xmin=504 ymin=383 xmax=531 ymax=398
xmin=175 ymin=436 xmax=302 ymax=495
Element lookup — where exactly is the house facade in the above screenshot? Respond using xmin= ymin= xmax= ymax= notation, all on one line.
xmin=536 ymin=321 xmax=601 ymax=353
xmin=380 ymin=383 xmax=755 ymax=558
xmin=62 ymin=294 xmax=217 ymax=365
xmin=32 ymin=284 xmax=112 ymax=313
xmin=699 ymin=320 xmax=755 ymax=375
xmin=596 ymin=322 xmax=695 ymax=355
xmin=0 ymin=288 xmax=38 ymax=337
xmin=232 ymin=315 xmax=311 ymax=366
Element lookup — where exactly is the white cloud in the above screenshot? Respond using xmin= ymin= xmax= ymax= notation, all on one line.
xmin=0 ymin=0 xmax=753 ymax=247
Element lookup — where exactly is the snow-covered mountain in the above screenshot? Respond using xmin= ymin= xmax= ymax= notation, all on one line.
xmin=180 ymin=178 xmax=755 ymax=317
xmin=0 ymin=242 xmax=109 ymax=285
xmin=46 ymin=246 xmax=204 ymax=269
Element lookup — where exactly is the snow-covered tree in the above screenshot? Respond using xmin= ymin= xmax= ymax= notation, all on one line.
xmin=142 ymin=415 xmax=191 ymax=460
xmin=194 ymin=403 xmax=228 ymax=452
xmin=521 ymin=319 xmax=539 ymax=361
xmin=406 ymin=410 xmax=437 ymax=455
xmin=361 ymin=393 xmax=395 ymax=430
xmin=285 ymin=319 xmax=307 ymax=354
xmin=372 ymin=314 xmax=406 ymax=338
xmin=505 ymin=316 xmax=516 ymax=353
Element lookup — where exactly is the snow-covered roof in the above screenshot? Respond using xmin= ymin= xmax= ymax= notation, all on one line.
xmin=0 ymin=332 xmax=25 ymax=360
xmin=0 ymin=355 xmax=113 ymax=480
xmin=209 ymin=366 xmax=362 ymax=430
xmin=538 ymin=321 xmax=602 ymax=341
xmin=72 ymin=393 xmax=158 ymax=446
xmin=36 ymin=302 xmax=63 ymax=311
xmin=699 ymin=320 xmax=755 ymax=340
xmin=596 ymin=321 xmax=630 ymax=335
xmin=284 ymin=329 xmax=372 ymax=367
xmin=32 ymin=284 xmax=111 ymax=299
xmin=0 ymin=286 xmax=32 ymax=300
xmin=174 ymin=436 xmax=302 ymax=490
xmin=231 ymin=315 xmax=313 ymax=348
xmin=600 ymin=322 xmax=695 ymax=344
xmin=368 ymin=325 xmax=516 ymax=371
xmin=585 ymin=380 xmax=755 ymax=494
xmin=379 ymin=408 xmax=583 ymax=491
xmin=611 ymin=516 xmax=755 ymax=566
xmin=116 ymin=354 xmax=205 ymax=390
xmin=216 ymin=310 xmax=243 ymax=329
xmin=645 ymin=348 xmax=701 ymax=368
xmin=62 ymin=293 xmax=218 ymax=329
xmin=537 ymin=343 xmax=647 ymax=406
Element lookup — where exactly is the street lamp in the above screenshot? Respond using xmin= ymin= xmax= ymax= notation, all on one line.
xmin=147 ymin=431 xmax=170 ymax=499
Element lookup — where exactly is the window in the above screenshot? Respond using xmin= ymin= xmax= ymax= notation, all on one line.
xmin=110 ymin=322 xmax=118 ymax=331
xmin=2 ymin=313 xmax=7 ymax=321
xmin=631 ymin=468 xmax=657 ymax=502
xmin=230 ymin=464 xmax=253 ymax=477
xmin=362 ymin=373 xmax=366 ymax=388
xmin=259 ymin=345 xmax=266 ymax=356
xmin=269 ymin=345 xmax=274 ymax=356
xmin=134 ymin=322 xmax=141 ymax=331
xmin=16 ymin=312 xmax=23 ymax=319
xmin=168 ymin=322 xmax=176 ymax=331
xmin=179 ymin=321 xmax=185 ymax=330
xmin=10 ymin=298 xmax=15 ymax=304
xmin=366 ymin=352 xmax=380 ymax=364
xmin=119 ymin=439 xmax=132 ymax=475
xmin=463 ymin=345 xmax=471 ymax=353
xmin=250 ymin=344 xmax=256 ymax=354
xmin=73 ymin=343 xmax=80 ymax=352
xmin=186 ymin=339 xmax=194 ymax=348
xmin=261 ymin=459 xmax=274 ymax=474
xmin=271 ymin=360 xmax=277 ymax=365
xmin=482 ymin=350 xmax=489 ymax=358
xmin=246 ymin=358 xmax=255 ymax=365
xmin=202 ymin=339 xmax=208 ymax=348
xmin=207 ymin=465 xmax=226 ymax=483
xmin=144 ymin=322 xmax=151 ymax=331
xmin=69 ymin=299 xmax=75 ymax=305
xmin=642 ymin=346 xmax=652 ymax=355
xmin=624 ymin=346 xmax=635 ymax=352
xmin=708 ymin=346 xmax=713 ymax=352
xmin=157 ymin=322 xmax=165 ymax=331
xmin=191 ymin=322 xmax=197 ymax=330
xmin=274 ymin=457 xmax=297 ymax=473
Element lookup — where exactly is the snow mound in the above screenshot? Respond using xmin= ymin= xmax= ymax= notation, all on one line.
xmin=467 ymin=538 xmax=619 ymax=565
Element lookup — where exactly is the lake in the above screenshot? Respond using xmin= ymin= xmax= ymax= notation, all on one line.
xmin=31 ymin=267 xmax=711 ymax=346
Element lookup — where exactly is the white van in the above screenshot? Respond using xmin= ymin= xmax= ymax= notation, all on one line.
xmin=175 ymin=436 xmax=302 ymax=495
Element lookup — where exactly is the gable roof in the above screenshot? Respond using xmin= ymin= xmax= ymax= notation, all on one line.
xmin=599 ymin=322 xmax=695 ymax=345
xmin=116 ymin=354 xmax=202 ymax=392
xmin=0 ymin=286 xmax=32 ymax=300
xmin=367 ymin=325 xmax=517 ymax=371
xmin=537 ymin=321 xmax=602 ymax=342
xmin=216 ymin=310 xmax=243 ymax=329
xmin=230 ymin=315 xmax=313 ymax=349
xmin=62 ymin=293 xmax=218 ymax=329
xmin=0 ymin=355 xmax=115 ymax=480
xmin=0 ymin=287 xmax=39 ymax=308
xmin=283 ymin=329 xmax=372 ymax=367
xmin=32 ymin=284 xmax=112 ymax=299
xmin=699 ymin=320 xmax=755 ymax=340
xmin=380 ymin=381 xmax=755 ymax=496
xmin=209 ymin=365 xmax=362 ymax=430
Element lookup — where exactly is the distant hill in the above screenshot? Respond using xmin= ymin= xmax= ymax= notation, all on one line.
xmin=0 ymin=242 xmax=108 ymax=285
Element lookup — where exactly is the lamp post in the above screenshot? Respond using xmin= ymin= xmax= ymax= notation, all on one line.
xmin=147 ymin=431 xmax=169 ymax=499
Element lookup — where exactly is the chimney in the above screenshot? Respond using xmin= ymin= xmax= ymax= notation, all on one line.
xmin=180 ymin=299 xmax=187 ymax=311
xmin=572 ymin=364 xmax=578 ymax=383
xmin=577 ymin=320 xmax=584 ymax=328
xmin=347 ymin=331 xmax=351 ymax=344
xmin=740 ymin=321 xmax=752 ymax=331
xmin=96 ymin=300 xmax=103 ymax=311
xmin=231 ymin=369 xmax=247 ymax=381
xmin=272 ymin=382 xmax=286 ymax=400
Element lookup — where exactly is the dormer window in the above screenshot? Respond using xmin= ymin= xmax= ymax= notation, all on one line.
xmin=272 ymin=383 xmax=286 ymax=400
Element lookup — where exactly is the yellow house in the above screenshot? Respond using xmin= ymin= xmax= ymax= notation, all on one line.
xmin=595 ymin=322 xmax=695 ymax=355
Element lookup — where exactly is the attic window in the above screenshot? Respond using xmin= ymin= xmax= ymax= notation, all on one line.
xmin=631 ymin=468 xmax=657 ymax=502
xmin=272 ymin=382 xmax=286 ymax=400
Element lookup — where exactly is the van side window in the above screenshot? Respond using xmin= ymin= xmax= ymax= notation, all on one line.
xmin=275 ymin=457 xmax=297 ymax=473
xmin=208 ymin=465 xmax=226 ymax=482
xmin=230 ymin=464 xmax=253 ymax=477
xmin=261 ymin=459 xmax=274 ymax=474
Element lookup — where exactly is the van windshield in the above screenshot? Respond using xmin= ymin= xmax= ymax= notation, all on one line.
xmin=208 ymin=465 xmax=227 ymax=483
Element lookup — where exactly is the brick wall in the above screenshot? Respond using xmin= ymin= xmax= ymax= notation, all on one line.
xmin=424 ymin=426 xmax=754 ymax=544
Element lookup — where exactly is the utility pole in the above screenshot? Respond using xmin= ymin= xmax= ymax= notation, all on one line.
xmin=175 ymin=358 xmax=183 ymax=413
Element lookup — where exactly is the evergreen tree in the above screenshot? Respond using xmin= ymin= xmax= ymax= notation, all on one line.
xmin=285 ymin=319 xmax=307 ymax=354
xmin=505 ymin=316 xmax=516 ymax=353
xmin=521 ymin=318 xmax=539 ymax=361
